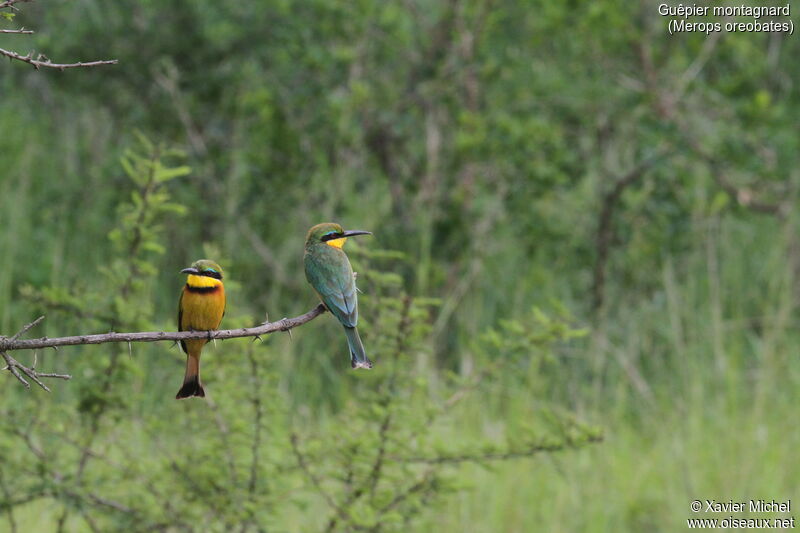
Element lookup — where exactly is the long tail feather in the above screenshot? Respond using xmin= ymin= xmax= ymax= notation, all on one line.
xmin=344 ymin=326 xmax=373 ymax=369
xmin=176 ymin=354 xmax=206 ymax=399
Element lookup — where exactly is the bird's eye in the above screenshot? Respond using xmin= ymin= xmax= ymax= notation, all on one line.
xmin=322 ymin=231 xmax=340 ymax=241
xmin=202 ymin=268 xmax=222 ymax=279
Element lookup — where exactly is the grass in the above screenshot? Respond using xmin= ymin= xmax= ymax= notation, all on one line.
xmin=425 ymin=215 xmax=800 ymax=532
xmin=432 ymin=388 xmax=799 ymax=532
xmin=7 ymin=214 xmax=800 ymax=531
xmin=1 ymin=111 xmax=796 ymax=530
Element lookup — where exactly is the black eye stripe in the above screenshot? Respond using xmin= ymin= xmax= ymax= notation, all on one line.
xmin=321 ymin=232 xmax=343 ymax=242
xmin=201 ymin=270 xmax=222 ymax=279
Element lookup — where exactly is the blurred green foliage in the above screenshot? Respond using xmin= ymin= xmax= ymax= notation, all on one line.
xmin=1 ymin=0 xmax=799 ymax=531
xmin=2 ymin=141 xmax=596 ymax=531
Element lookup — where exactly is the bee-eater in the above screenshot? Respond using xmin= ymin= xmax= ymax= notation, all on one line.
xmin=304 ymin=223 xmax=373 ymax=369
xmin=176 ymin=259 xmax=226 ymax=399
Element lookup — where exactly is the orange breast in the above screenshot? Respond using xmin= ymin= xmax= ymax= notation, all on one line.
xmin=180 ymin=285 xmax=226 ymax=355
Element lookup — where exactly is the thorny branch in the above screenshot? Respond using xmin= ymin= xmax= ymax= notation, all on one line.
xmin=1 ymin=351 xmax=71 ymax=392
xmin=0 ymin=0 xmax=31 ymax=10
xmin=0 ymin=305 xmax=325 ymax=352
xmin=0 ymin=47 xmax=118 ymax=70
xmin=1 ymin=0 xmax=117 ymax=70
xmin=1 ymin=305 xmax=326 ymax=390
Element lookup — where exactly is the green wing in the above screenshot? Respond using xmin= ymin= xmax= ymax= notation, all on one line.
xmin=305 ymin=248 xmax=358 ymax=328
xmin=177 ymin=289 xmax=187 ymax=354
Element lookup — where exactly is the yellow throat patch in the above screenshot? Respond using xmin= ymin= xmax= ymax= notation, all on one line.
xmin=326 ymin=237 xmax=347 ymax=249
xmin=187 ymin=274 xmax=222 ymax=288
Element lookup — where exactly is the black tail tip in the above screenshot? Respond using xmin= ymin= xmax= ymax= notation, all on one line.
xmin=351 ymin=357 xmax=374 ymax=370
xmin=175 ymin=378 xmax=205 ymax=399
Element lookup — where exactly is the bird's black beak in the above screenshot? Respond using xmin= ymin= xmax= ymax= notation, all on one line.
xmin=342 ymin=230 xmax=372 ymax=237
xmin=181 ymin=267 xmax=200 ymax=274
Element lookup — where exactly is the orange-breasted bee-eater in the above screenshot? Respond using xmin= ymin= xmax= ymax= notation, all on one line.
xmin=176 ymin=259 xmax=226 ymax=399
xmin=304 ymin=223 xmax=373 ymax=369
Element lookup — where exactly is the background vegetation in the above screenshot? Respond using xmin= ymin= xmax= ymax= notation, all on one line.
xmin=1 ymin=0 xmax=798 ymax=531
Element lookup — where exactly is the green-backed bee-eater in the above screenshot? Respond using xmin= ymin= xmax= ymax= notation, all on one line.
xmin=304 ymin=223 xmax=373 ymax=369
xmin=176 ymin=259 xmax=226 ymax=399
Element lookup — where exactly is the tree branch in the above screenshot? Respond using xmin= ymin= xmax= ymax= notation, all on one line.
xmin=592 ymin=150 xmax=673 ymax=312
xmin=635 ymin=29 xmax=790 ymax=219
xmin=1 ymin=0 xmax=118 ymax=70
xmin=0 ymin=48 xmax=118 ymax=70
xmin=680 ymin=135 xmax=789 ymax=217
xmin=0 ymin=305 xmax=326 ymax=390
xmin=1 ymin=350 xmax=71 ymax=391
xmin=388 ymin=434 xmax=604 ymax=465
xmin=0 ymin=304 xmax=325 ymax=353
xmin=290 ymin=432 xmax=360 ymax=529
xmin=0 ymin=0 xmax=31 ymax=11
